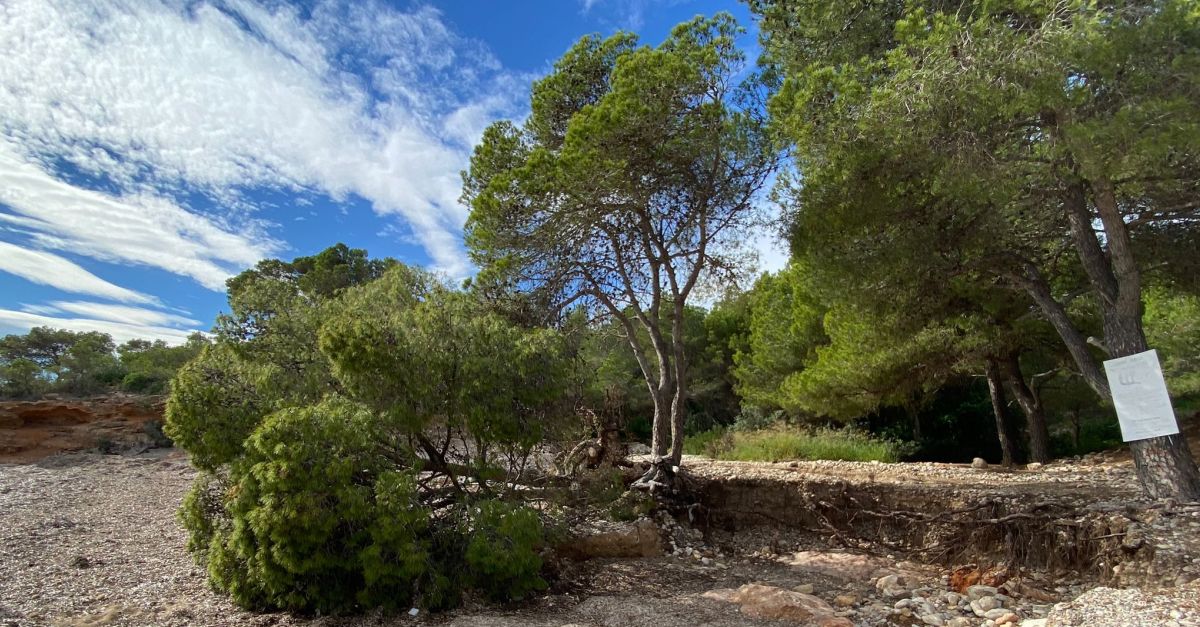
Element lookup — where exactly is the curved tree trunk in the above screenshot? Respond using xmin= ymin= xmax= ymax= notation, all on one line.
xmin=1028 ymin=173 xmax=1200 ymax=499
xmin=999 ymin=353 xmax=1051 ymax=464
xmin=985 ymin=357 xmax=1021 ymax=467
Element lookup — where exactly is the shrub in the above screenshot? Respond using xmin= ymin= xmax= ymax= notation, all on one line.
xmin=461 ymin=501 xmax=547 ymax=602
xmin=206 ymin=399 xmax=429 ymax=613
xmin=163 ymin=344 xmax=269 ymax=471
xmin=122 ymin=371 xmax=168 ymax=394
xmin=172 ymin=268 xmax=564 ymax=614
xmin=142 ymin=419 xmax=173 ymax=448
xmin=685 ymin=426 xmax=905 ymax=462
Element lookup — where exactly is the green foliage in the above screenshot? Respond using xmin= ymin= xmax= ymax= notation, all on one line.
xmin=163 ymin=343 xmax=269 ymax=471
xmin=167 ymin=249 xmax=562 ymax=613
xmin=733 ymin=263 xmax=825 ymax=413
xmin=462 ymin=501 xmax=547 ymax=602
xmin=121 ymin=371 xmax=166 ymax=394
xmin=685 ymin=425 xmax=907 ymax=463
xmin=0 ymin=326 xmax=208 ymax=399
xmin=576 ymin=301 xmax=747 ymax=438
xmin=320 ymin=277 xmax=566 ymax=458
xmin=1144 ymin=286 xmax=1200 ymax=399
xmin=179 ymin=472 xmax=228 ymax=559
xmin=464 ymin=14 xmax=778 ymax=462
xmin=118 ymin=334 xmax=208 ymax=394
xmin=209 ymin=399 xmax=429 ymax=613
xmin=0 ymin=358 xmax=44 ymax=399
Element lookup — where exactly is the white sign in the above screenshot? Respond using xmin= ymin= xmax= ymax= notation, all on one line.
xmin=1103 ymin=349 xmax=1179 ymax=442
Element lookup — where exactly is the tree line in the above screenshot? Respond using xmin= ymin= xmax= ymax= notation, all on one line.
xmin=0 ymin=326 xmax=208 ymax=398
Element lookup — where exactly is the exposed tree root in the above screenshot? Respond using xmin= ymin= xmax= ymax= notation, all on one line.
xmin=678 ymin=478 xmax=1147 ymax=577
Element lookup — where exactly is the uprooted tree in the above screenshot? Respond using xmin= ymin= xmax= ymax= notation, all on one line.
xmin=166 ymin=249 xmax=569 ymax=612
xmin=462 ymin=14 xmax=778 ymax=487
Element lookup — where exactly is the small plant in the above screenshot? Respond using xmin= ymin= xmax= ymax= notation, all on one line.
xmin=94 ymin=436 xmax=121 ymax=455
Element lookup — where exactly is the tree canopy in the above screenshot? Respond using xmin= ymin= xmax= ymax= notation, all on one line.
xmin=463 ymin=14 xmax=779 ymax=481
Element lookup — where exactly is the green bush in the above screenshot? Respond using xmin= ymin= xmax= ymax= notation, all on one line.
xmin=171 ymin=261 xmax=565 ymax=614
xmin=122 ymin=371 xmax=168 ymax=394
xmin=462 ymin=501 xmax=547 ymax=602
xmin=163 ymin=344 xmax=269 ymax=471
xmin=684 ymin=426 xmax=905 ymax=462
xmin=184 ymin=399 xmax=550 ymax=614
xmin=206 ymin=399 xmax=430 ymax=612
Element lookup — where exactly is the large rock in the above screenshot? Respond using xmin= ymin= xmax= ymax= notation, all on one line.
xmin=784 ymin=550 xmax=930 ymax=587
xmin=702 ymin=583 xmax=852 ymax=625
xmin=557 ymin=519 xmax=663 ymax=560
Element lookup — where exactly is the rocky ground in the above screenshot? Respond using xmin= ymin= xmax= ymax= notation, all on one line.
xmin=2 ymin=449 xmax=1199 ymax=627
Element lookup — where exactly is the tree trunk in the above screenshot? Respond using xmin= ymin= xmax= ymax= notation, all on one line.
xmin=668 ymin=303 xmax=689 ymax=466
xmin=1053 ymin=174 xmax=1200 ymax=499
xmin=999 ymin=352 xmax=1051 ymax=464
xmin=985 ymin=357 xmax=1021 ymax=467
xmin=647 ymin=332 xmax=674 ymax=459
xmin=1016 ymin=263 xmax=1110 ymax=397
xmin=1067 ymin=409 xmax=1081 ymax=451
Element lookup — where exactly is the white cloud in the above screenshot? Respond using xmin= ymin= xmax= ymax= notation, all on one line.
xmin=0 ymin=309 xmax=200 ymax=345
xmin=0 ymin=0 xmax=528 ymax=279
xmin=46 ymin=301 xmax=199 ymax=328
xmin=0 ymin=241 xmax=156 ymax=304
xmin=0 ymin=141 xmax=278 ymax=290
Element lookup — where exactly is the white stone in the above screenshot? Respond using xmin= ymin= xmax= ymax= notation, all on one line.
xmin=984 ymin=607 xmax=1011 ymax=620
xmin=966 ymin=585 xmax=999 ymax=600
xmin=976 ymin=596 xmax=1002 ymax=611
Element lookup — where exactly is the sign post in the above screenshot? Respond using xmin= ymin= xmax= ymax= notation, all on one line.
xmin=1103 ymin=349 xmax=1179 ymax=442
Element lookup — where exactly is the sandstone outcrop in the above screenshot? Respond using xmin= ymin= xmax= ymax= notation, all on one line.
xmin=0 ymin=396 xmax=165 ymax=463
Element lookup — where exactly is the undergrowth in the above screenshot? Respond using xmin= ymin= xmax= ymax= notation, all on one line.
xmin=684 ymin=425 xmax=908 ymax=462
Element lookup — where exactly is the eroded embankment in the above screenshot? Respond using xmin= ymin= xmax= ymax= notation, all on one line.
xmin=670 ymin=456 xmax=1197 ymax=588
xmin=0 ymin=395 xmax=164 ymax=462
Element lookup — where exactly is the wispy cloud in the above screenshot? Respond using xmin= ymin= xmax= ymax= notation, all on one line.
xmin=0 ymin=241 xmax=156 ymax=304
xmin=45 ymin=301 xmax=200 ymax=328
xmin=0 ymin=309 xmax=200 ymax=345
xmin=0 ymin=141 xmax=278 ymax=291
xmin=0 ymin=0 xmax=528 ymax=280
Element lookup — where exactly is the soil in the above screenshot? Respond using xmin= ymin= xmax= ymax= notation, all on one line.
xmin=2 ymin=447 xmax=1199 ymax=627
xmin=1 ymin=401 xmax=1197 ymax=626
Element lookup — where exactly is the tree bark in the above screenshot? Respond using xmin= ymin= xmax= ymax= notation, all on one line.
xmin=999 ymin=352 xmax=1051 ymax=464
xmin=1015 ymin=263 xmax=1110 ymax=397
xmin=668 ymin=301 xmax=689 ymax=466
xmin=985 ymin=357 xmax=1021 ymax=467
xmin=1055 ymin=175 xmax=1200 ymax=499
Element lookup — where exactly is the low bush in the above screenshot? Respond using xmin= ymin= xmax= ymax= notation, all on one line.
xmin=170 ymin=272 xmax=566 ymax=615
xmin=684 ymin=425 xmax=906 ymax=462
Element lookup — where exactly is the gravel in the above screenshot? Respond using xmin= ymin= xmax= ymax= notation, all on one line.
xmin=2 ymin=450 xmax=1197 ymax=627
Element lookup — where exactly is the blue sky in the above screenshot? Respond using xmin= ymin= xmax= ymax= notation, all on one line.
xmin=0 ymin=0 xmax=783 ymax=344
